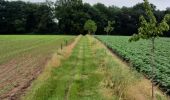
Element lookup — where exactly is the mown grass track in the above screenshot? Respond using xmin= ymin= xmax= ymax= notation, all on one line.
xmin=25 ymin=36 xmax=104 ymax=100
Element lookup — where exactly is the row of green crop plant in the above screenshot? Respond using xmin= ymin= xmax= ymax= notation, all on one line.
xmin=96 ymin=36 xmax=170 ymax=94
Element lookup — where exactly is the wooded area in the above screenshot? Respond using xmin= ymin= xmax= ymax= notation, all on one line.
xmin=0 ymin=0 xmax=170 ymax=36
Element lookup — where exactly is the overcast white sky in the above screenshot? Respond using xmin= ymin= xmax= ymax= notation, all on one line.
xmin=8 ymin=0 xmax=170 ymax=10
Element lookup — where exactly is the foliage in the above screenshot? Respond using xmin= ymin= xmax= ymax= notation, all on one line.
xmin=104 ymin=21 xmax=115 ymax=35
xmin=0 ymin=0 xmax=170 ymax=35
xmin=0 ymin=0 xmax=57 ymax=34
xmin=55 ymin=0 xmax=90 ymax=35
xmin=84 ymin=20 xmax=97 ymax=35
xmin=14 ymin=19 xmax=26 ymax=33
xmin=129 ymin=0 xmax=170 ymax=98
xmin=129 ymin=0 xmax=170 ymax=42
xmin=97 ymin=36 xmax=170 ymax=94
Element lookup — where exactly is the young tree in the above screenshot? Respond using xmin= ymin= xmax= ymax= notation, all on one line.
xmin=84 ymin=19 xmax=97 ymax=35
xmin=104 ymin=21 xmax=115 ymax=35
xmin=129 ymin=0 xmax=170 ymax=99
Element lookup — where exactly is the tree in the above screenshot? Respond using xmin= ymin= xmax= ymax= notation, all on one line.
xmin=129 ymin=0 xmax=170 ymax=99
xmin=14 ymin=19 xmax=26 ymax=33
xmin=55 ymin=0 xmax=90 ymax=35
xmin=84 ymin=19 xmax=97 ymax=35
xmin=0 ymin=0 xmax=169 ymax=35
xmin=35 ymin=3 xmax=57 ymax=33
xmin=104 ymin=21 xmax=115 ymax=35
xmin=93 ymin=3 xmax=109 ymax=35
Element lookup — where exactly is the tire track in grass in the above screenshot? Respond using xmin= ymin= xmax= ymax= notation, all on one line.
xmin=52 ymin=36 xmax=96 ymax=100
xmin=64 ymin=40 xmax=83 ymax=100
xmin=68 ymin=37 xmax=87 ymax=100
xmin=68 ymin=36 xmax=104 ymax=100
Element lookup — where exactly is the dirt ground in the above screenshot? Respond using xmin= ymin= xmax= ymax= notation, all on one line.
xmin=0 ymin=53 xmax=51 ymax=99
xmin=0 ymin=36 xmax=80 ymax=100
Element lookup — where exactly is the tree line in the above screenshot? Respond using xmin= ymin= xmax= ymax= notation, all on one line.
xmin=0 ymin=0 xmax=170 ymax=36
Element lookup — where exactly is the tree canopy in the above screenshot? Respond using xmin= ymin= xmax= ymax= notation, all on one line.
xmin=104 ymin=21 xmax=115 ymax=35
xmin=130 ymin=0 xmax=170 ymax=42
xmin=84 ymin=20 xmax=97 ymax=35
xmin=0 ymin=0 xmax=170 ymax=36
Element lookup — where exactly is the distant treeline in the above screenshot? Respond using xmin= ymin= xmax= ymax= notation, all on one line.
xmin=0 ymin=0 xmax=170 ymax=36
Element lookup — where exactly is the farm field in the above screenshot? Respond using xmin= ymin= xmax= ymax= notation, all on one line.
xmin=1 ymin=0 xmax=170 ymax=99
xmin=96 ymin=36 xmax=170 ymax=94
xmin=0 ymin=35 xmax=75 ymax=99
xmin=23 ymin=36 xmax=167 ymax=100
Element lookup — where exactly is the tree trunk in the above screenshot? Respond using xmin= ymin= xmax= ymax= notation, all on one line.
xmin=151 ymin=37 xmax=155 ymax=100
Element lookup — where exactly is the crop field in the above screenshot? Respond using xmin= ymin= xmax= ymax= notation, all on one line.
xmin=1 ymin=0 xmax=170 ymax=99
xmin=96 ymin=36 xmax=170 ymax=94
xmin=0 ymin=35 xmax=75 ymax=98
xmin=0 ymin=35 xmax=168 ymax=100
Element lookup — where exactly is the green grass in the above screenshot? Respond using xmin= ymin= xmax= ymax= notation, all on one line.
xmin=96 ymin=35 xmax=170 ymax=94
xmin=24 ymin=36 xmax=105 ymax=100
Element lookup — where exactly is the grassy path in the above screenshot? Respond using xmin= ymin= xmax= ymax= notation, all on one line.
xmin=24 ymin=36 xmax=167 ymax=100
xmin=24 ymin=36 xmax=104 ymax=100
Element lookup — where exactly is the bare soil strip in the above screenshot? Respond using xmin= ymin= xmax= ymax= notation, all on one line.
xmin=0 ymin=54 xmax=50 ymax=100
